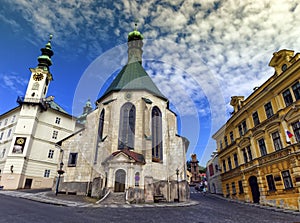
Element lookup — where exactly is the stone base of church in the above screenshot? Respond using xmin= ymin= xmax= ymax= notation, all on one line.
xmin=54 ymin=177 xmax=190 ymax=203
xmin=53 ymin=177 xmax=90 ymax=196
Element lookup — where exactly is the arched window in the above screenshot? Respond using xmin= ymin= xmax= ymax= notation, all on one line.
xmin=98 ymin=109 xmax=105 ymax=140
xmin=118 ymin=103 xmax=135 ymax=150
xmin=152 ymin=106 xmax=163 ymax=161
xmin=95 ymin=109 xmax=105 ymax=164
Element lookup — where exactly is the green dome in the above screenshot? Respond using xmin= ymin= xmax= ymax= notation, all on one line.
xmin=128 ymin=30 xmax=143 ymax=42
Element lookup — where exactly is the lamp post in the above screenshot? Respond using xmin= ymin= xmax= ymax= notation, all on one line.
xmin=55 ymin=161 xmax=64 ymax=196
xmin=176 ymin=168 xmax=180 ymax=202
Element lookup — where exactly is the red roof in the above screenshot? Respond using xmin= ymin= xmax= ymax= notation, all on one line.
xmin=111 ymin=149 xmax=146 ymax=164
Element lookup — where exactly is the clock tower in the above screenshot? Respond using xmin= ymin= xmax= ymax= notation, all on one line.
xmin=24 ymin=35 xmax=54 ymax=103
xmin=3 ymin=35 xmax=56 ymax=189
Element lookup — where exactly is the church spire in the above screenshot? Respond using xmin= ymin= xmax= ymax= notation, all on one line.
xmin=127 ymin=22 xmax=143 ymax=64
xmin=37 ymin=34 xmax=54 ymax=70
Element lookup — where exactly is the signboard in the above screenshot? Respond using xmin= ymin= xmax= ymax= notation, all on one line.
xmin=12 ymin=137 xmax=26 ymax=154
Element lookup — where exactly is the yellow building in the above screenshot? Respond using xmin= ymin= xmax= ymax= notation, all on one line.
xmin=213 ymin=49 xmax=300 ymax=211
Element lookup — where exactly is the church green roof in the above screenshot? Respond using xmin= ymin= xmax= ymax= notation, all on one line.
xmin=100 ymin=61 xmax=167 ymax=101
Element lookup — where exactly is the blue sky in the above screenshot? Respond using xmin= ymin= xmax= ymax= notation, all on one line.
xmin=1 ymin=1 xmax=300 ymax=166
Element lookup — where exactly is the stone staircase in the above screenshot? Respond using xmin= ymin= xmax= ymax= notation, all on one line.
xmin=99 ymin=192 xmax=126 ymax=205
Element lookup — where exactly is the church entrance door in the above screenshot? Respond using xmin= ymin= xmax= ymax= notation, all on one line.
xmin=114 ymin=169 xmax=126 ymax=192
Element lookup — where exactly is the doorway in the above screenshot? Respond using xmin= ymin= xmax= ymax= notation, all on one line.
xmin=24 ymin=178 xmax=32 ymax=189
xmin=248 ymin=176 xmax=260 ymax=203
xmin=114 ymin=169 xmax=126 ymax=192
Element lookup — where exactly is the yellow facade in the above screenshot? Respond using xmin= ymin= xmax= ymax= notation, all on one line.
xmin=213 ymin=49 xmax=300 ymax=211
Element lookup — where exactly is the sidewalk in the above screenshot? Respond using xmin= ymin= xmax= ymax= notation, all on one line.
xmin=0 ymin=190 xmax=199 ymax=208
xmin=207 ymin=192 xmax=300 ymax=216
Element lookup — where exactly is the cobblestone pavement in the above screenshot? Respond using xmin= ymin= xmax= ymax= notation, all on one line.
xmin=1 ymin=190 xmax=300 ymax=223
xmin=0 ymin=190 xmax=199 ymax=208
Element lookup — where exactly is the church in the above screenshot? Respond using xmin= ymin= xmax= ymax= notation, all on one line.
xmin=56 ymin=27 xmax=190 ymax=203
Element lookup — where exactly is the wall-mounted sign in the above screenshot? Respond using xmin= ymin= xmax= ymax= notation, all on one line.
xmin=12 ymin=137 xmax=26 ymax=154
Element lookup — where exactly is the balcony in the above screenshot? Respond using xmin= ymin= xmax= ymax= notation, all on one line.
xmin=251 ymin=113 xmax=279 ymax=133
xmin=17 ymin=96 xmax=48 ymax=111
xmin=258 ymin=146 xmax=292 ymax=166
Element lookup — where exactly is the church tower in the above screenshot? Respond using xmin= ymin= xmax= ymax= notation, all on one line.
xmin=24 ymin=35 xmax=54 ymax=103
xmin=58 ymin=25 xmax=190 ymax=203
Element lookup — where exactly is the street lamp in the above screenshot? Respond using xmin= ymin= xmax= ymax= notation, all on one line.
xmin=55 ymin=161 xmax=64 ymax=196
xmin=176 ymin=168 xmax=180 ymax=202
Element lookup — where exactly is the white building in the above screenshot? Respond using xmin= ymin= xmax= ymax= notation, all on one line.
xmin=206 ymin=152 xmax=223 ymax=195
xmin=57 ymin=28 xmax=190 ymax=203
xmin=0 ymin=36 xmax=79 ymax=190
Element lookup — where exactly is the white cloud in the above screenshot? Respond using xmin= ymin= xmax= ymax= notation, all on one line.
xmin=0 ymin=73 xmax=28 ymax=95
xmin=3 ymin=0 xmax=300 ymax=164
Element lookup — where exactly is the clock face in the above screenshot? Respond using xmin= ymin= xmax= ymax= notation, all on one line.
xmin=16 ymin=138 xmax=25 ymax=145
xmin=33 ymin=73 xmax=44 ymax=81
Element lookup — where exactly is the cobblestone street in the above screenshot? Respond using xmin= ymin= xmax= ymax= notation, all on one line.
xmin=0 ymin=189 xmax=299 ymax=223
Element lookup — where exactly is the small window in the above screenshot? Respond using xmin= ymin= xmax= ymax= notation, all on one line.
xmin=219 ymin=140 xmax=223 ymax=150
xmin=226 ymin=183 xmax=230 ymax=196
xmin=281 ymin=170 xmax=293 ymax=189
xmin=247 ymin=146 xmax=253 ymax=161
xmin=231 ymin=182 xmax=236 ymax=195
xmin=48 ymin=149 xmax=54 ymax=159
xmin=135 ymin=172 xmax=140 ymax=187
xmin=227 ymin=157 xmax=232 ymax=170
xmin=238 ymin=180 xmax=244 ymax=194
xmin=292 ymin=82 xmax=300 ymax=100
xmin=215 ymin=164 xmax=219 ymax=173
xmin=44 ymin=169 xmax=50 ymax=178
xmin=229 ymin=131 xmax=234 ymax=143
xmin=1 ymin=148 xmax=6 ymax=158
xmin=272 ymin=131 xmax=283 ymax=151
xmin=233 ymin=153 xmax=238 ymax=167
xmin=4 ymin=119 xmax=8 ymax=126
xmin=292 ymin=121 xmax=300 ymax=142
xmin=55 ymin=117 xmax=61 ymax=124
xmin=52 ymin=130 xmax=58 ymax=139
xmin=222 ymin=160 xmax=226 ymax=172
xmin=224 ymin=136 xmax=228 ymax=147
xmin=0 ymin=132 xmax=3 ymax=140
xmin=238 ymin=120 xmax=247 ymax=137
xmin=282 ymin=89 xmax=293 ymax=107
xmin=252 ymin=111 xmax=260 ymax=126
xmin=266 ymin=175 xmax=276 ymax=191
xmin=0 ymin=121 xmax=2 ymax=126
xmin=264 ymin=102 xmax=274 ymax=119
xmin=258 ymin=138 xmax=267 ymax=156
xmin=68 ymin=152 xmax=78 ymax=167
xmin=7 ymin=129 xmax=12 ymax=138
xmin=242 ymin=148 xmax=248 ymax=163
xmin=11 ymin=115 xmax=16 ymax=123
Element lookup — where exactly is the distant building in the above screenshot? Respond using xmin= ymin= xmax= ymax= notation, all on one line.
xmin=190 ymin=154 xmax=201 ymax=184
xmin=0 ymin=37 xmax=80 ymax=190
xmin=206 ymin=152 xmax=222 ymax=194
xmin=213 ymin=49 xmax=300 ymax=210
xmin=56 ymin=27 xmax=190 ymax=203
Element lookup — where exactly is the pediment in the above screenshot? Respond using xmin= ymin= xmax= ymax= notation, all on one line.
xmin=252 ymin=130 xmax=265 ymax=138
xmin=106 ymin=152 xmax=135 ymax=164
xmin=238 ymin=137 xmax=250 ymax=148
xmin=282 ymin=105 xmax=300 ymax=122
